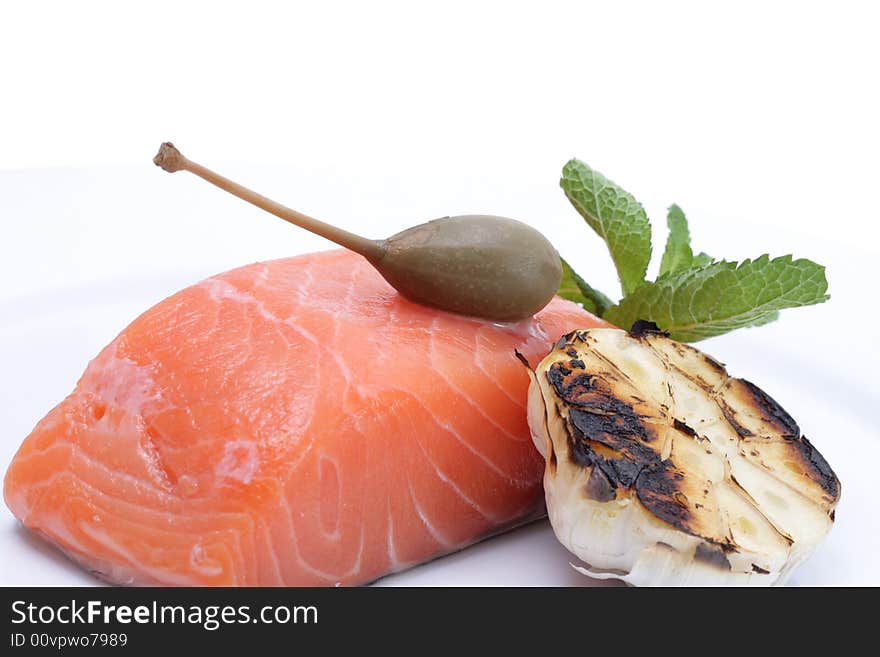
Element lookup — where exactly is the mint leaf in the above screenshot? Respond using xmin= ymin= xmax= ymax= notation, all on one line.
xmin=561 ymin=159 xmax=652 ymax=296
xmin=692 ymin=251 xmax=714 ymax=268
xmin=603 ymin=255 xmax=829 ymax=342
xmin=558 ymin=258 xmax=613 ymax=316
xmin=658 ymin=204 xmax=694 ymax=276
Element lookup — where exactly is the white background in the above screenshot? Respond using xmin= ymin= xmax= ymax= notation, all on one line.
xmin=1 ymin=1 xmax=879 ymax=585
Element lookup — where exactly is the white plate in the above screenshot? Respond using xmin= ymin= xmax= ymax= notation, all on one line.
xmin=0 ymin=273 xmax=875 ymax=587
xmin=1 ymin=168 xmax=877 ymax=586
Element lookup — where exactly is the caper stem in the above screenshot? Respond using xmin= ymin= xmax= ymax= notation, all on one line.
xmin=152 ymin=142 xmax=386 ymax=261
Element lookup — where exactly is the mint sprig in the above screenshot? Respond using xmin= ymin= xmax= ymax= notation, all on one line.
xmin=559 ymin=159 xmax=829 ymax=342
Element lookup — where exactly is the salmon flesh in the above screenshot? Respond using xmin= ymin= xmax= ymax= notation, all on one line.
xmin=4 ymin=249 xmax=604 ymax=585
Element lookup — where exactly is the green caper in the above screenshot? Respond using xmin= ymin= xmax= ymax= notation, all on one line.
xmin=154 ymin=143 xmax=562 ymax=322
xmin=374 ymin=216 xmax=561 ymax=321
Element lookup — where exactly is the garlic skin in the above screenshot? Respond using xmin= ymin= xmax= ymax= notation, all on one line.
xmin=524 ymin=325 xmax=840 ymax=586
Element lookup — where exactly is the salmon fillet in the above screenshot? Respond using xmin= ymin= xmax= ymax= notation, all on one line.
xmin=4 ymin=249 xmax=605 ymax=585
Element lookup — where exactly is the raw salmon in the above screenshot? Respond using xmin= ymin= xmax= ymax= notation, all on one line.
xmin=4 ymin=249 xmax=605 ymax=585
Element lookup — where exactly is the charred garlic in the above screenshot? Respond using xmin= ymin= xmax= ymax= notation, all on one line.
xmin=522 ymin=322 xmax=839 ymax=586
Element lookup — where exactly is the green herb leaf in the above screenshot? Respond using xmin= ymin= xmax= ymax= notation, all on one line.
xmin=658 ymin=204 xmax=694 ymax=276
xmin=558 ymin=258 xmax=614 ymax=316
xmin=603 ymin=255 xmax=829 ymax=342
xmin=558 ymin=158 xmax=828 ymax=341
xmin=561 ymin=159 xmax=652 ymax=296
xmin=692 ymin=251 xmax=714 ymax=268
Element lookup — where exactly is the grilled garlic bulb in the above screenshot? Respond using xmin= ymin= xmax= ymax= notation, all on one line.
xmin=523 ymin=323 xmax=840 ymax=586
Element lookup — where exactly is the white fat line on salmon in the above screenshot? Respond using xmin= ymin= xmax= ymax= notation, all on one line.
xmin=405 ymin=476 xmax=454 ymax=549
xmin=283 ymin=480 xmax=364 ymax=582
xmin=409 ymin=422 xmax=501 ymax=524
xmin=24 ymin=440 xmax=176 ymax=506
xmin=315 ymin=417 xmax=366 ymax=579
xmin=391 ymin=382 xmax=527 ymax=486
xmin=428 ymin=316 xmax=532 ymax=447
xmin=385 ymin=497 xmax=403 ymax=571
xmin=257 ymin=520 xmax=286 ymax=585
xmin=43 ymin=449 xmax=266 ymax=566
xmin=24 ymin=422 xmax=288 ymax=583
xmin=382 ymin=273 xmax=532 ymax=474
xmin=474 ymin=327 xmax=527 ymax=412
xmin=277 ymin=494 xmax=348 ymax=583
xmin=326 ymin=259 xmax=369 ymax=413
xmin=201 ymin=274 xmax=371 ymax=401
xmin=372 ymin=317 xmax=428 ymax=569
xmin=202 ymin=274 xmax=349 ymax=483
xmin=188 ymin=542 xmax=225 ymax=578
xmin=315 ymin=455 xmax=343 ymax=540
xmin=79 ymin=523 xmax=202 ymax=586
xmin=342 ymin=521 xmax=367 ymax=579
xmin=36 ymin=518 xmax=138 ymax=585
